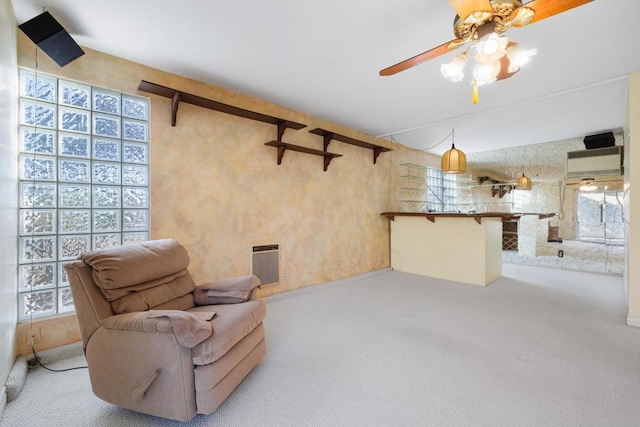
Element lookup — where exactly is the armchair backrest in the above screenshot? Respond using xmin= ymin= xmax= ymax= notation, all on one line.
xmin=65 ymin=260 xmax=113 ymax=349
xmin=65 ymin=239 xmax=197 ymax=349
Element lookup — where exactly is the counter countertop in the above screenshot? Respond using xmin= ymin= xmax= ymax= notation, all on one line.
xmin=380 ymin=212 xmax=555 ymax=224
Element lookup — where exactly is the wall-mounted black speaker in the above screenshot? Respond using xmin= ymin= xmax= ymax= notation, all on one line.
xmin=18 ymin=11 xmax=84 ymax=68
xmin=583 ymin=131 xmax=615 ymax=150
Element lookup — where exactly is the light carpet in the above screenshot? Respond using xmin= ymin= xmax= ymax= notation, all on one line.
xmin=2 ymin=264 xmax=640 ymax=426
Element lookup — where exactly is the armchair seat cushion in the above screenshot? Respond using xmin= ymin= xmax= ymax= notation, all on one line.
xmin=189 ymin=300 xmax=266 ymax=366
xmin=101 ymin=310 xmax=215 ymax=348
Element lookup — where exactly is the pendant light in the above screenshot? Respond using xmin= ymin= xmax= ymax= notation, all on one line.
xmin=515 ymin=166 xmax=532 ymax=190
xmin=579 ymin=178 xmax=597 ymax=192
xmin=441 ymin=129 xmax=466 ymax=174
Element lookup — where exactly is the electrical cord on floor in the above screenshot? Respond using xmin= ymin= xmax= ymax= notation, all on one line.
xmin=30 ymin=341 xmax=88 ymax=372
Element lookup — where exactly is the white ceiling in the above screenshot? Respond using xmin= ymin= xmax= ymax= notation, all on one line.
xmin=12 ymin=0 xmax=640 ymax=154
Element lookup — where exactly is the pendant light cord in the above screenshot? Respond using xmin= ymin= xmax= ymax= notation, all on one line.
xmin=415 ymin=129 xmax=454 ymax=152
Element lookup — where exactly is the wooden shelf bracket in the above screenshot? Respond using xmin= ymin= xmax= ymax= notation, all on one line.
xmin=309 ymin=128 xmax=391 ymax=164
xmin=277 ymin=120 xmax=299 ymax=142
xmin=171 ymin=92 xmax=181 ymax=126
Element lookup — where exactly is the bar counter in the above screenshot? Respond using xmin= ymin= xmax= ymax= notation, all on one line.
xmin=381 ymin=212 xmax=554 ymax=286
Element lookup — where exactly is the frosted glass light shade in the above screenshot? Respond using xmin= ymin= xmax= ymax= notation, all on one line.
xmin=440 ymin=52 xmax=468 ymax=82
xmin=507 ymin=47 xmax=538 ymax=73
xmin=441 ymin=63 xmax=464 ymax=82
xmin=474 ymin=33 xmax=508 ymax=64
xmin=441 ymin=143 xmax=466 ymax=174
xmin=473 ymin=60 xmax=500 ymax=85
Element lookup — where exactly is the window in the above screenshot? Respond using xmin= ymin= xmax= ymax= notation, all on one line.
xmin=512 ymin=187 xmax=532 ymax=212
xmin=18 ymin=69 xmax=150 ymax=319
xmin=577 ymin=190 xmax=624 ymax=245
xmin=426 ymin=167 xmax=460 ymax=212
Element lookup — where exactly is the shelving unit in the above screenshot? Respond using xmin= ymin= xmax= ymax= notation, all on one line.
xmin=138 ymin=81 xmax=391 ymax=173
xmin=398 ymin=163 xmax=428 ymax=210
xmin=398 ymin=163 xmax=472 ymax=212
xmin=264 ymin=141 xmax=342 ymax=171
xmin=308 ymin=128 xmax=391 ymax=164
xmin=502 ymin=221 xmax=518 ymax=250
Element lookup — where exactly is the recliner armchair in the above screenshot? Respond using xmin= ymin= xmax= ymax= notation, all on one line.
xmin=65 ymin=238 xmax=266 ymax=421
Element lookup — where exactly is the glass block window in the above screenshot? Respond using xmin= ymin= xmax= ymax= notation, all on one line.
xmin=427 ymin=167 xmax=460 ymax=212
xmin=18 ymin=68 xmax=150 ymax=320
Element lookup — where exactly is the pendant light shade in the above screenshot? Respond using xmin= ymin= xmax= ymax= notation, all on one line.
xmin=441 ymin=143 xmax=466 ymax=174
xmin=516 ymin=173 xmax=532 ymax=190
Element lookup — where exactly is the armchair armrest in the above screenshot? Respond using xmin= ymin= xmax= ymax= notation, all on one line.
xmin=194 ymin=275 xmax=261 ymax=305
xmin=101 ymin=310 xmax=215 ymax=348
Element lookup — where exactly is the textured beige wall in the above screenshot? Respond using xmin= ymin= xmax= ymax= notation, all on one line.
xmin=16 ymin=32 xmax=438 ymax=352
xmin=15 ymin=314 xmax=80 ymax=356
xmin=18 ymin=32 xmax=397 ymax=296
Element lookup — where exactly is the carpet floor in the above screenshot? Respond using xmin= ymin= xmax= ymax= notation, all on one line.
xmin=2 ymin=263 xmax=640 ymax=426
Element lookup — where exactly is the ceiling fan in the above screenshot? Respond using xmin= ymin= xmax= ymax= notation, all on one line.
xmin=379 ymin=0 xmax=594 ymax=90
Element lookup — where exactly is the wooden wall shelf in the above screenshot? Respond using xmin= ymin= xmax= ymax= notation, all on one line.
xmin=264 ymin=141 xmax=342 ymax=171
xmin=309 ymin=128 xmax=391 ymax=164
xmin=137 ymin=81 xmax=306 ymax=140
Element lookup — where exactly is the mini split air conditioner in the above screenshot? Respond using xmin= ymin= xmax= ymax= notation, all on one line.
xmin=566 ymin=146 xmax=623 ymax=180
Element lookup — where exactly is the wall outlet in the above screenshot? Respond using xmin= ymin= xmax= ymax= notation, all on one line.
xmin=558 ymin=250 xmax=564 ymax=258
xmin=27 ymin=328 xmax=42 ymax=346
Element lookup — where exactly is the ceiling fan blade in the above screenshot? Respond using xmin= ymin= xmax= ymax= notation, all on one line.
xmin=448 ymin=0 xmax=492 ymax=22
xmin=522 ymin=0 xmax=594 ymax=24
xmin=379 ymin=39 xmax=463 ymax=76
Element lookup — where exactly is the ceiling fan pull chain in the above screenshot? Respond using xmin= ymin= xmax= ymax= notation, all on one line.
xmin=472 ymin=79 xmax=479 ymax=104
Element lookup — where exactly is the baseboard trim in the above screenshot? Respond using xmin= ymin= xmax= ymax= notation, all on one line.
xmin=626 ymin=316 xmax=640 ymax=328
xmin=267 ymin=268 xmax=391 ymax=302
xmin=0 ymin=386 xmax=7 ymax=420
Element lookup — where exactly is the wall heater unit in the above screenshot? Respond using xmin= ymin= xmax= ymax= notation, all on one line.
xmin=566 ymin=146 xmax=623 ymax=179
xmin=252 ymin=244 xmax=279 ymax=285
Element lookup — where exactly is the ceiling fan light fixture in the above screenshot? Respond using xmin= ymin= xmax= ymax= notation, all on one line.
xmin=440 ymin=51 xmax=468 ymax=82
xmin=579 ymin=178 xmax=598 ymax=192
xmin=379 ymin=0 xmax=592 ymax=82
